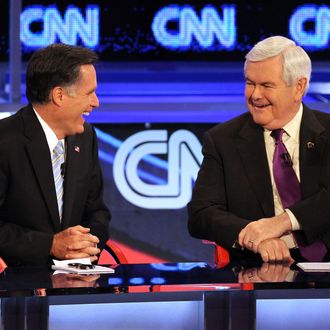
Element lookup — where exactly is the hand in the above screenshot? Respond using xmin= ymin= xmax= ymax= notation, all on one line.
xmin=257 ymin=238 xmax=294 ymax=263
xmin=50 ymin=225 xmax=100 ymax=262
xmin=238 ymin=262 xmax=293 ymax=283
xmin=238 ymin=212 xmax=292 ymax=252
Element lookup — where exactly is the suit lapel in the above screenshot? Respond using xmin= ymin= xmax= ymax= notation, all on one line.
xmin=61 ymin=135 xmax=80 ymax=229
xmin=22 ymin=106 xmax=61 ymax=231
xmin=236 ymin=117 xmax=275 ymax=216
xmin=299 ymin=106 xmax=326 ymax=198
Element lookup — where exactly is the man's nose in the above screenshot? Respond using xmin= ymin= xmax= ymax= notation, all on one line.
xmin=251 ymin=85 xmax=263 ymax=100
xmin=91 ymin=93 xmax=99 ymax=108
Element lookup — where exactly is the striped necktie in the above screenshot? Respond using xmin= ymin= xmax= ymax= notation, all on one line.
xmin=52 ymin=141 xmax=65 ymax=220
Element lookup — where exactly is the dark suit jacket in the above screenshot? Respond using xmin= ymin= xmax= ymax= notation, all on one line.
xmin=0 ymin=105 xmax=110 ymax=266
xmin=188 ymin=105 xmax=330 ymax=259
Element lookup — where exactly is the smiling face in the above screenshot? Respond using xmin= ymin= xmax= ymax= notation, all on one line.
xmin=245 ymin=55 xmax=304 ymax=130
xmin=57 ymin=64 xmax=99 ymax=137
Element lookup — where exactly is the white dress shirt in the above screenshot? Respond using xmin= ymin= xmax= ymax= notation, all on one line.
xmin=33 ymin=108 xmax=66 ymax=158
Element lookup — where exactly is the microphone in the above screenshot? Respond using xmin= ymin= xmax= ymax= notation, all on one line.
xmin=281 ymin=153 xmax=293 ymax=166
xmin=60 ymin=162 xmax=66 ymax=177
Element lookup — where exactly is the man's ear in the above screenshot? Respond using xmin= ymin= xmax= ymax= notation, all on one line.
xmin=295 ymin=77 xmax=307 ymax=101
xmin=51 ymin=86 xmax=64 ymax=106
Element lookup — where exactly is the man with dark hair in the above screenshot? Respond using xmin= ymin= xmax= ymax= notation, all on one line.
xmin=188 ymin=36 xmax=330 ymax=263
xmin=0 ymin=44 xmax=110 ymax=265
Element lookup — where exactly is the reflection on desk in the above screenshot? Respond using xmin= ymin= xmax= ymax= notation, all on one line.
xmin=0 ymin=261 xmax=330 ymax=296
xmin=1 ymin=262 xmax=330 ymax=330
xmin=236 ymin=262 xmax=296 ymax=283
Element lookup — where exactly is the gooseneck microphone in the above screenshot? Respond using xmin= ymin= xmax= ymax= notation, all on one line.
xmin=60 ymin=162 xmax=66 ymax=177
xmin=281 ymin=153 xmax=293 ymax=166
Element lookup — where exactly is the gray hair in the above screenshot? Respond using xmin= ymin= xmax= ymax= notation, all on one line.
xmin=244 ymin=36 xmax=311 ymax=94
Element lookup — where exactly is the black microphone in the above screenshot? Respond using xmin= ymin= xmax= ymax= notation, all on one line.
xmin=60 ymin=162 xmax=66 ymax=177
xmin=281 ymin=153 xmax=293 ymax=166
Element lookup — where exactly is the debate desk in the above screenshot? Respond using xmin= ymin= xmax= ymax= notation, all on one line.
xmin=1 ymin=261 xmax=330 ymax=329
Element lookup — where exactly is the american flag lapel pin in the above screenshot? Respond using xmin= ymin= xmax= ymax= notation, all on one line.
xmin=74 ymin=146 xmax=80 ymax=153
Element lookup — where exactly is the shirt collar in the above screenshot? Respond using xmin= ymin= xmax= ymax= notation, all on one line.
xmin=33 ymin=108 xmax=64 ymax=152
xmin=282 ymin=103 xmax=303 ymax=143
xmin=264 ymin=103 xmax=303 ymax=143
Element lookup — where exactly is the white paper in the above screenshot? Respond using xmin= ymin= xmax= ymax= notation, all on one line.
xmin=297 ymin=262 xmax=330 ymax=272
xmin=52 ymin=258 xmax=114 ymax=274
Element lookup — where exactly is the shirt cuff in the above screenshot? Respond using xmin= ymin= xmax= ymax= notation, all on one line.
xmin=285 ymin=208 xmax=301 ymax=231
xmin=280 ymin=233 xmax=298 ymax=249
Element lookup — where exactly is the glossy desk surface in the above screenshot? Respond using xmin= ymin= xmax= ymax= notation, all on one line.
xmin=2 ymin=262 xmax=330 ymax=330
xmin=1 ymin=261 xmax=330 ymax=298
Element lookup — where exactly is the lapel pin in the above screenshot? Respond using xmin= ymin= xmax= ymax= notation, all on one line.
xmin=307 ymin=142 xmax=315 ymax=149
xmin=74 ymin=146 xmax=80 ymax=153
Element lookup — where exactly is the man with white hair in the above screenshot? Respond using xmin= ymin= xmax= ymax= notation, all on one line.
xmin=188 ymin=36 xmax=330 ymax=263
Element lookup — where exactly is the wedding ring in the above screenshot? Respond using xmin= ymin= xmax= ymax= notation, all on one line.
xmin=248 ymin=240 xmax=254 ymax=245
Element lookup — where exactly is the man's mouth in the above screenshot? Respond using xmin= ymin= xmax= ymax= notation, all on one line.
xmin=83 ymin=111 xmax=90 ymax=116
xmin=251 ymin=103 xmax=270 ymax=109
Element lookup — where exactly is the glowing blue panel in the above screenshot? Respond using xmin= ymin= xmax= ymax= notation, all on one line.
xmin=150 ymin=277 xmax=166 ymax=284
xmin=257 ymin=299 xmax=330 ymax=330
xmin=289 ymin=5 xmax=330 ymax=49
xmin=129 ymin=277 xmax=145 ymax=285
xmin=108 ymin=277 xmax=123 ymax=285
xmin=50 ymin=301 xmax=203 ymax=329
xmin=152 ymin=5 xmax=236 ymax=49
xmin=20 ymin=5 xmax=99 ymax=48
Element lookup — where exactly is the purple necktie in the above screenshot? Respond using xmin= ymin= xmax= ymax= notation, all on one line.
xmin=271 ymin=129 xmax=327 ymax=261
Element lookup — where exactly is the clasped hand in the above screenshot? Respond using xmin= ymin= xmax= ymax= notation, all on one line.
xmin=238 ymin=213 xmax=293 ymax=263
xmin=51 ymin=225 xmax=100 ymax=262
